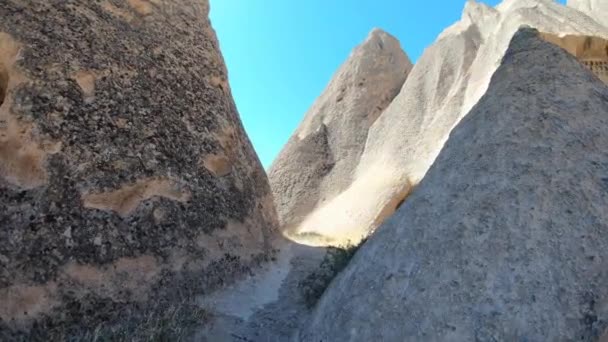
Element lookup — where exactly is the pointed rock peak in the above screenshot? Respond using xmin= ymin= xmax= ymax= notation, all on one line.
xmin=438 ymin=0 xmax=499 ymax=40
xmin=462 ymin=0 xmax=498 ymax=21
xmin=367 ymin=27 xmax=394 ymax=39
xmin=360 ymin=28 xmax=404 ymax=53
xmin=496 ymin=0 xmax=554 ymax=12
xmin=352 ymin=28 xmax=412 ymax=69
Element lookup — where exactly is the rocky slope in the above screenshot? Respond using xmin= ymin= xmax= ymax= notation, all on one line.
xmin=273 ymin=0 xmax=608 ymax=245
xmin=0 ymin=0 xmax=278 ymax=340
xmin=268 ymin=29 xmax=412 ymax=244
xmin=299 ymin=27 xmax=608 ymax=341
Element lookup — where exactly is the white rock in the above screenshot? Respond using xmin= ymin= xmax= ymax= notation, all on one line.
xmin=268 ymin=29 xmax=412 ymax=243
xmin=280 ymin=0 xmax=608 ymax=245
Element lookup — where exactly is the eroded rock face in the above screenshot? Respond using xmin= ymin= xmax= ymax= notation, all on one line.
xmin=0 ymin=0 xmax=278 ymax=339
xmin=268 ymin=29 xmax=412 ymax=244
xmin=276 ymin=0 xmax=608 ymax=245
xmin=298 ymin=28 xmax=608 ymax=341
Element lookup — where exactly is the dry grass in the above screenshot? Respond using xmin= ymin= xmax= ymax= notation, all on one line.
xmin=86 ymin=303 xmax=209 ymax=342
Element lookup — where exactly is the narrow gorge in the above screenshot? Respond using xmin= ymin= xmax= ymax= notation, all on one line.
xmin=1 ymin=0 xmax=608 ymax=341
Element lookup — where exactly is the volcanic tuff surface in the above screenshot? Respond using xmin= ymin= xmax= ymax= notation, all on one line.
xmin=3 ymin=0 xmax=608 ymax=341
xmin=0 ymin=0 xmax=277 ymax=340
xmin=268 ymin=29 xmax=412 ymax=244
xmin=299 ymin=27 xmax=608 ymax=341
xmin=271 ymin=0 xmax=608 ymax=245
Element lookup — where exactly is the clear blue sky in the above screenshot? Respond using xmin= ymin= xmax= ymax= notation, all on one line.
xmin=209 ymin=0 xmax=565 ymax=168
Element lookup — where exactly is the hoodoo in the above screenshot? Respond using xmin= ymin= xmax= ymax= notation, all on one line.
xmin=268 ymin=29 xmax=412 ymax=245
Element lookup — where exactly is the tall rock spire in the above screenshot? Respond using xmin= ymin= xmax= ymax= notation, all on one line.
xmin=268 ymin=28 xmax=412 ymax=243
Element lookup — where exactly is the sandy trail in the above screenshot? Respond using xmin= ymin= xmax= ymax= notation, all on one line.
xmin=195 ymin=240 xmax=327 ymax=341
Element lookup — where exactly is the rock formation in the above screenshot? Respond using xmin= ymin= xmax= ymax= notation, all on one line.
xmin=298 ymin=27 xmax=608 ymax=341
xmin=268 ymin=29 xmax=412 ymax=244
xmin=273 ymin=0 xmax=608 ymax=245
xmin=0 ymin=0 xmax=278 ymax=340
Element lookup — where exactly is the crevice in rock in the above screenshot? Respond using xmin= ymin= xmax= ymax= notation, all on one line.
xmin=0 ymin=61 xmax=8 ymax=107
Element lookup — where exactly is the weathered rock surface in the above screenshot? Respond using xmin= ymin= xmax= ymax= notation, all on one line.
xmin=0 ymin=0 xmax=278 ymax=339
xmin=281 ymin=0 xmax=608 ymax=245
xmin=268 ymin=29 xmax=412 ymax=243
xmin=568 ymin=0 xmax=608 ymax=25
xmin=298 ymin=27 xmax=608 ymax=341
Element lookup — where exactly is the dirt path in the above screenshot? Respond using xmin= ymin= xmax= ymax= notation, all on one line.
xmin=195 ymin=241 xmax=327 ymax=342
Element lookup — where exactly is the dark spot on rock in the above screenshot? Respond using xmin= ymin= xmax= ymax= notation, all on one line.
xmin=584 ymin=313 xmax=598 ymax=328
xmin=395 ymin=197 xmax=406 ymax=210
xmin=601 ymin=177 xmax=608 ymax=191
xmin=0 ymin=59 xmax=7 ymax=106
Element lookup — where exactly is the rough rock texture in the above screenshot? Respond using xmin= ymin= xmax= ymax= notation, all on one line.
xmin=281 ymin=0 xmax=608 ymax=245
xmin=268 ymin=29 xmax=412 ymax=243
xmin=298 ymin=27 xmax=608 ymax=341
xmin=0 ymin=0 xmax=278 ymax=339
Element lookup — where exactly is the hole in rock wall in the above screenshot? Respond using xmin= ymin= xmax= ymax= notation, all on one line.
xmin=540 ymin=33 xmax=608 ymax=84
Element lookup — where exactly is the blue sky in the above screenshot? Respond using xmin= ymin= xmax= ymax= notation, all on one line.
xmin=209 ymin=0 xmax=565 ymax=168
